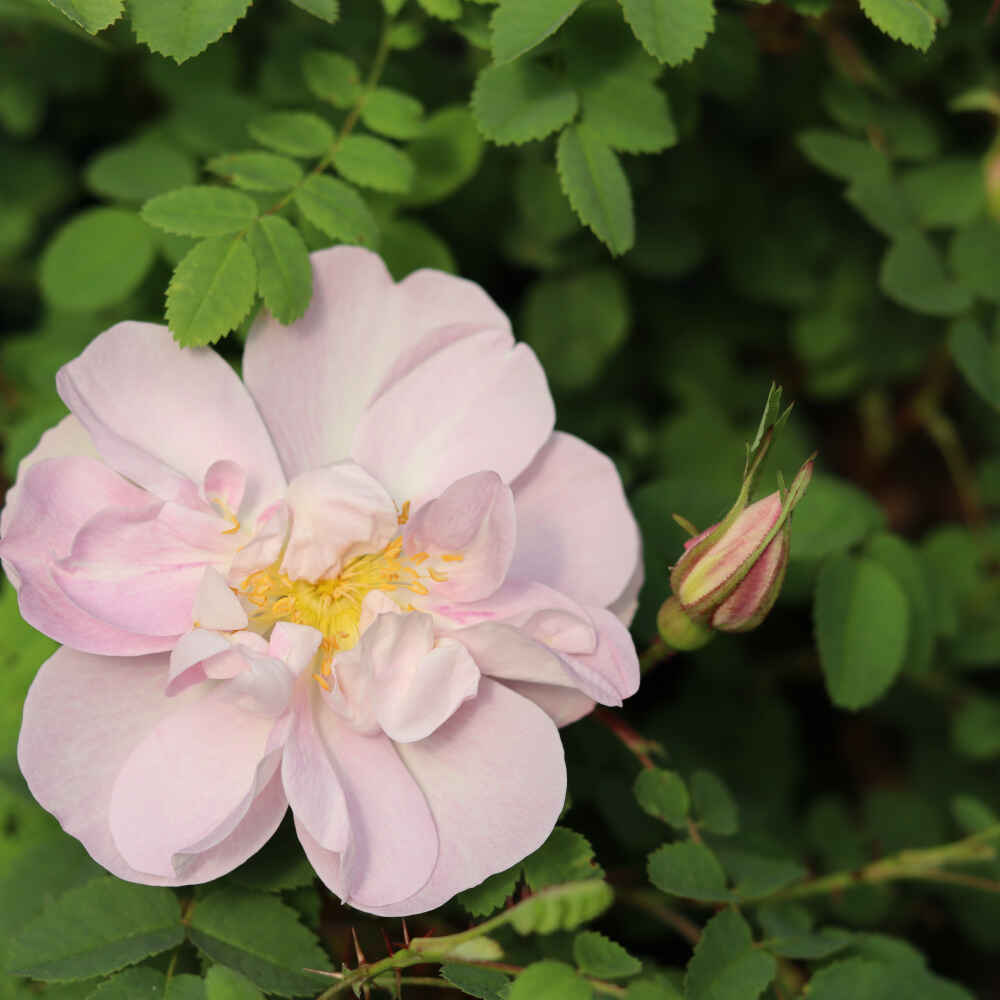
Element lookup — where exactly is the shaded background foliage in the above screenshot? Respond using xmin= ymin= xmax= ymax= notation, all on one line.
xmin=2 ymin=0 xmax=1000 ymax=998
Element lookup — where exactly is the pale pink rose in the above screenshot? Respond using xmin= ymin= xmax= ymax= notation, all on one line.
xmin=1 ymin=247 xmax=641 ymax=915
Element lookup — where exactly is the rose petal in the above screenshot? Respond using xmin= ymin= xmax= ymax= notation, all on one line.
xmin=352 ymin=333 xmax=554 ymax=507
xmin=560 ymin=606 xmax=641 ymax=705
xmin=244 ymin=247 xmax=512 ymax=479
xmin=501 ymin=680 xmax=596 ymax=727
xmin=194 ymin=567 xmax=249 ymax=632
xmin=56 ymin=321 xmax=285 ymax=513
xmin=510 ymin=432 xmax=641 ymax=609
xmin=355 ymin=679 xmax=565 ymax=916
xmin=405 ymin=471 xmax=515 ymax=603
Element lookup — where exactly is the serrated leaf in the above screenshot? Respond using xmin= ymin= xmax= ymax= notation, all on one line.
xmin=142 ymin=186 xmax=258 ymax=237
xmin=47 ymin=0 xmax=121 ymax=32
xmin=715 ymin=847 xmax=806 ymax=898
xmin=557 ymin=124 xmax=634 ymax=255
xmin=166 ymin=976 xmax=206 ymax=1000
xmin=684 ymin=909 xmax=776 ymax=1000
xmin=815 ymin=554 xmax=909 ymax=710
xmin=573 ymin=932 xmax=642 ymax=979
xmin=627 ymin=976 xmax=683 ymax=1000
xmin=509 ymin=961 xmax=591 ymax=1000
xmin=129 ymin=0 xmax=253 ymax=63
xmin=880 ymin=229 xmax=972 ymax=317
xmin=404 ymin=106 xmax=484 ymax=205
xmin=249 ymin=112 xmax=335 ymax=158
xmin=86 ymin=139 xmax=197 ymax=203
xmin=797 ymin=129 xmax=890 ymax=184
xmin=620 ymin=0 xmax=715 ymax=66
xmin=858 ymin=0 xmax=938 ymax=51
xmin=166 ymin=235 xmax=257 ymax=347
xmin=8 ymin=877 xmax=183 ymax=981
xmin=332 ymin=135 xmax=415 ymax=193
xmin=204 ymin=966 xmax=265 ymax=1000
xmin=418 ymin=0 xmax=462 ymax=18
xmin=949 ymin=217 xmax=1000 ymax=303
xmin=456 ymin=865 xmax=520 ymax=917
xmin=88 ymin=967 xmax=164 ymax=999
xmin=690 ymin=771 xmax=739 ymax=835
xmin=523 ymin=827 xmax=604 ymax=890
xmin=509 ymin=880 xmax=613 ymax=934
xmin=790 ymin=474 xmax=886 ymax=561
xmin=900 ymin=158 xmax=985 ymax=228
xmin=302 ymin=51 xmax=362 ymax=108
xmin=187 ymin=889 xmax=328 ymax=997
xmin=440 ymin=964 xmax=510 ymax=1000
xmin=647 ymin=841 xmax=732 ymax=902
xmin=360 ymin=87 xmax=425 ymax=139
xmin=490 ymin=0 xmax=583 ymax=64
xmin=229 ymin=820 xmax=317 ymax=893
xmin=805 ymin=958 xmax=884 ymax=1000
xmin=287 ymin=0 xmax=339 ymax=21
xmin=247 ymin=216 xmax=312 ymax=324
xmin=294 ymin=174 xmax=379 ymax=247
xmin=39 ymin=207 xmax=155 ymax=311
xmin=206 ymin=152 xmax=303 ymax=192
xmin=634 ymin=768 xmax=690 ymax=827
xmin=575 ymin=69 xmax=675 ymax=153
xmin=472 ymin=59 xmax=578 ymax=145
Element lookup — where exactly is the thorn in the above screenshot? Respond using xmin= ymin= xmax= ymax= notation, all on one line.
xmin=351 ymin=926 xmax=366 ymax=965
xmin=380 ymin=926 xmax=395 ymax=956
xmin=401 ymin=918 xmax=411 ymax=947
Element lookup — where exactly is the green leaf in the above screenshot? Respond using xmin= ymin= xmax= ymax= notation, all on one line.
xmin=301 ymin=51 xmax=362 ymax=108
xmin=865 ymin=533 xmax=935 ymax=675
xmin=573 ymin=932 xmax=642 ymax=979
xmin=519 ymin=268 xmax=629 ymax=390
xmin=715 ymin=847 xmax=806 ymax=899
xmin=556 ymin=124 xmax=634 ymax=256
xmin=287 ymin=0 xmax=339 ymax=21
xmin=142 ymin=186 xmax=258 ymax=237
xmin=880 ymin=229 xmax=972 ymax=317
xmin=949 ymin=217 xmax=1000 ymax=303
xmin=472 ymin=59 xmax=578 ymax=146
xmin=797 ymin=129 xmax=890 ymax=184
xmin=86 ymin=138 xmax=197 ymax=202
xmin=361 ymin=87 xmax=425 ymax=139
xmin=845 ymin=178 xmax=916 ymax=238
xmin=647 ymin=841 xmax=732 ymax=902
xmin=417 ymin=0 xmax=461 ymax=18
xmin=229 ymin=820 xmax=317 ymax=893
xmin=47 ymin=0 xmax=121 ymax=31
xmin=804 ymin=958 xmax=884 ymax=1000
xmin=404 ymin=106 xmax=484 ymax=205
xmin=951 ymin=794 xmax=998 ymax=834
xmin=440 ymin=964 xmax=511 ymax=1000
xmin=684 ymin=909 xmax=776 ymax=1000
xmin=490 ymin=0 xmax=583 ymax=64
xmin=790 ymin=474 xmax=886 ymax=561
xmin=129 ymin=0 xmax=253 ymax=63
xmin=206 ymin=152 xmax=303 ymax=192
xmin=87 ymin=967 xmax=164 ymax=999
xmin=634 ymin=768 xmax=690 ymax=827
xmin=815 ymin=554 xmax=910 ymax=710
xmin=187 ymin=889 xmax=328 ymax=997
xmin=380 ymin=217 xmax=456 ymax=279
xmin=950 ymin=318 xmax=1000 ymax=409
xmin=332 ymin=135 xmax=415 ymax=193
xmin=574 ymin=69 xmax=675 ymax=154
xmin=690 ymin=771 xmax=740 ymax=835
xmin=523 ymin=827 xmax=604 ymax=891
xmin=626 ymin=976 xmax=683 ymax=1000
xmin=858 ymin=0 xmax=939 ymax=51
xmin=900 ymin=159 xmax=985 ymax=228
xmin=294 ymin=174 xmax=379 ymax=247
xmin=8 ymin=878 xmax=183 ymax=981
xmin=951 ymin=696 xmax=1000 ymax=759
xmin=620 ymin=0 xmax=716 ymax=66
xmin=204 ymin=966 xmax=265 ymax=1000
xmin=247 ymin=216 xmax=312 ymax=324
xmin=39 ymin=208 xmax=155 ymax=311
xmin=508 ymin=961 xmax=592 ymax=1000
xmin=166 ymin=235 xmax=257 ymax=347
xmin=165 ymin=975 xmax=206 ymax=1000
xmin=249 ymin=112 xmax=335 ymax=158
xmin=456 ymin=864 xmax=521 ymax=917
xmin=509 ymin=880 xmax=614 ymax=934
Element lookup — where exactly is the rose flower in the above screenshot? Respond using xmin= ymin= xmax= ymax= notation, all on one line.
xmin=0 ymin=247 xmax=641 ymax=916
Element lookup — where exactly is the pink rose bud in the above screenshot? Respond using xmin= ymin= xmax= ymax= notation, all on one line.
xmin=658 ymin=453 xmax=813 ymax=651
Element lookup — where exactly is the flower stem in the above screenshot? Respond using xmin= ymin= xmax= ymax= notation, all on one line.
xmin=639 ymin=635 xmax=674 ymax=674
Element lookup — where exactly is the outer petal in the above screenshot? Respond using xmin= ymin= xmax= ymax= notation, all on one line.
xmin=0 ymin=457 xmax=169 ymax=655
xmin=108 ymin=686 xmax=278 ymax=878
xmin=561 ymin=607 xmax=640 ymax=705
xmin=510 ymin=432 xmax=641 ymax=609
xmin=18 ymin=648 xmax=285 ymax=885
xmin=355 ymin=679 xmax=566 ymax=917
xmin=297 ymin=704 xmax=439 ymax=908
xmin=281 ymin=461 xmax=398 ymax=581
xmin=56 ymin=321 xmax=286 ymax=513
xmin=404 ymin=471 xmax=515 ymax=603
xmin=502 ymin=680 xmax=596 ymax=727
xmin=53 ymin=502 xmax=237 ymax=637
xmin=352 ymin=333 xmax=555 ymax=506
xmin=243 ymin=247 xmax=512 ymax=479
